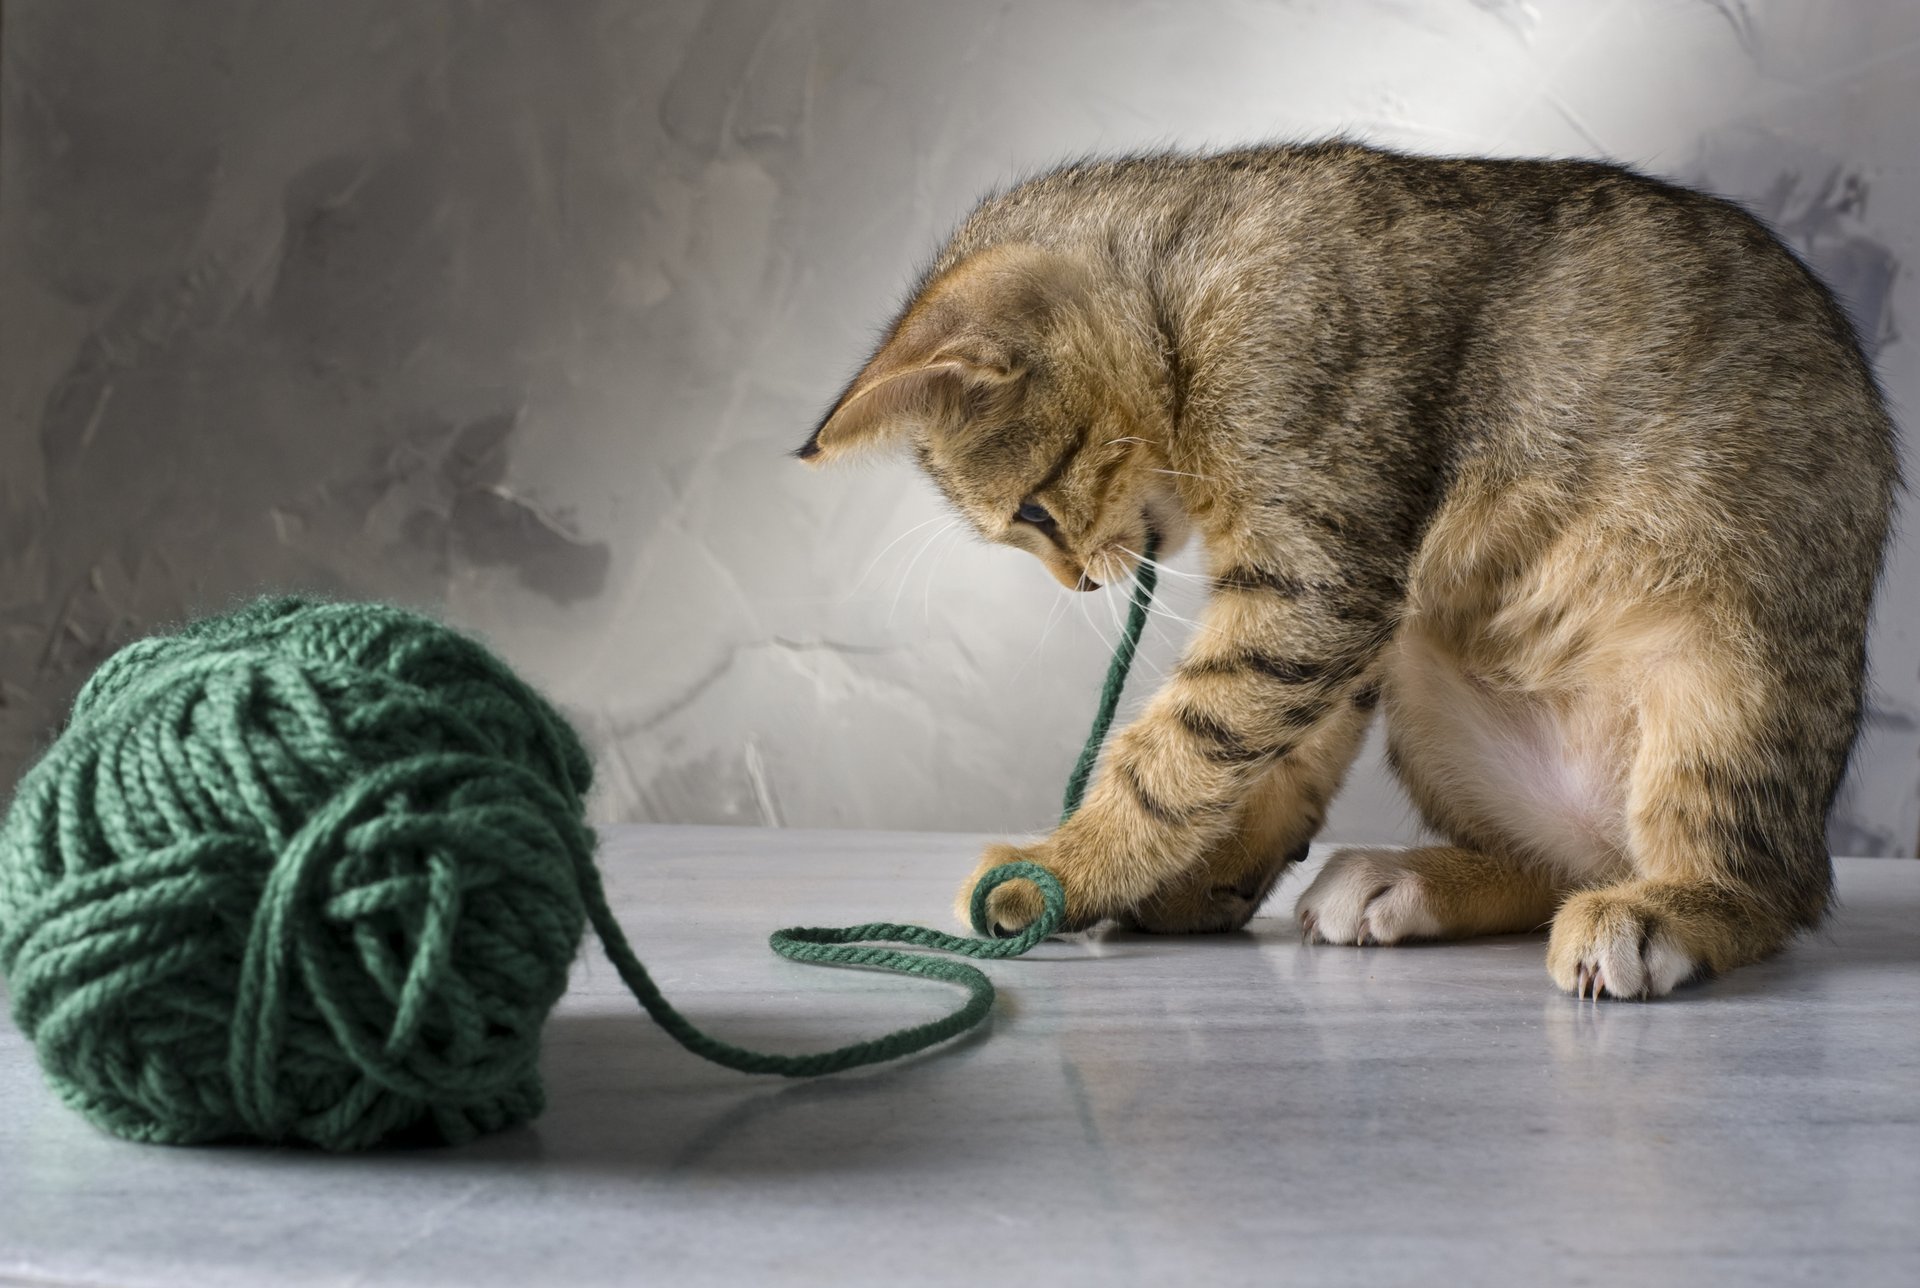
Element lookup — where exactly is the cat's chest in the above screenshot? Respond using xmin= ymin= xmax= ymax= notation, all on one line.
xmin=1386 ymin=624 xmax=1634 ymax=880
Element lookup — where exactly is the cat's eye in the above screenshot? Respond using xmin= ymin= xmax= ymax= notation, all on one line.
xmin=1016 ymin=501 xmax=1055 ymax=528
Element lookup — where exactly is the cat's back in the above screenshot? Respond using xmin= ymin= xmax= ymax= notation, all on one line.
xmin=953 ymin=141 xmax=1857 ymax=348
xmin=939 ymin=141 xmax=1894 ymax=483
xmin=1246 ymin=146 xmax=1892 ymax=458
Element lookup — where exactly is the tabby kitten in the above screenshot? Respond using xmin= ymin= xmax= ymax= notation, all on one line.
xmin=798 ymin=141 xmax=1898 ymax=999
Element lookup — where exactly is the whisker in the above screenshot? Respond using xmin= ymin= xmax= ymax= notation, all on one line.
xmin=1017 ymin=584 xmax=1075 ymax=679
xmin=1141 ymin=611 xmax=1185 ymax=655
xmin=1076 ymin=582 xmax=1113 ymax=652
xmin=888 ymin=519 xmax=960 ymax=626
xmin=922 ymin=524 xmax=965 ymax=629
xmin=1150 ymin=467 xmax=1214 ymax=483
xmin=1126 ymin=620 xmax=1171 ymax=685
xmin=1118 ymin=553 xmax=1225 ymax=636
xmin=1099 ymin=559 xmax=1178 ymax=686
xmin=1117 ymin=546 xmax=1210 ymax=583
xmin=843 ymin=514 xmax=951 ymax=603
xmin=1117 ymin=600 xmax=1171 ymax=686
xmin=1120 ymin=563 xmax=1222 ymax=640
xmin=1140 ymin=598 xmax=1212 ymax=636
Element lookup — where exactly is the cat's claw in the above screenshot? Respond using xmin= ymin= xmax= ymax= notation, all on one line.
xmin=1576 ymin=961 xmax=1604 ymax=999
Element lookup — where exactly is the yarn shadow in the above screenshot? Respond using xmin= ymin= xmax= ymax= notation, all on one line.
xmin=444 ymin=924 xmax=1291 ymax=1177
xmin=403 ymin=925 xmax=1300 ymax=1176
xmin=437 ymin=1007 xmax=1004 ymax=1179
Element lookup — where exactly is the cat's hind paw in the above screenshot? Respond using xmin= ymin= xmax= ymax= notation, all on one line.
xmin=1294 ymin=848 xmax=1444 ymax=945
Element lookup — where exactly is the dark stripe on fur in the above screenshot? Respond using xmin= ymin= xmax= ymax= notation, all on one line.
xmin=1184 ymin=651 xmax=1332 ymax=687
xmin=1246 ymin=653 xmax=1331 ymax=686
xmin=1212 ymin=564 xmax=1308 ymax=597
xmin=1278 ymin=697 xmax=1333 ymax=728
xmin=1122 ymin=763 xmax=1187 ymax=827
xmin=1173 ymin=703 xmax=1282 ymax=764
xmin=1029 ymin=424 xmax=1087 ymax=501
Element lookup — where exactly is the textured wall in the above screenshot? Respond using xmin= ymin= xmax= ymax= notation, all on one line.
xmin=3 ymin=0 xmax=1916 ymax=853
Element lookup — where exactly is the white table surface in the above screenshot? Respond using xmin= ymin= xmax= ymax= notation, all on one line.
xmin=2 ymin=825 xmax=1916 ymax=1287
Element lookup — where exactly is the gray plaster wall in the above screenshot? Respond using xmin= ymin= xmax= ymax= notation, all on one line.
xmin=2 ymin=0 xmax=1916 ymax=854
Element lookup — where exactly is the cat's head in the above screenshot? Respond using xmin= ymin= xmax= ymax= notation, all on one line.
xmin=797 ymin=243 xmax=1188 ymax=591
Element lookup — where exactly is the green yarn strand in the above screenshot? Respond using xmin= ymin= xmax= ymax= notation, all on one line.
xmin=1061 ymin=529 xmax=1159 ymax=822
xmin=579 ymin=859 xmax=1064 ymax=1077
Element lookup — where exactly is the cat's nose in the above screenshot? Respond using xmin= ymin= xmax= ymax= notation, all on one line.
xmin=1075 ymin=572 xmax=1101 ymax=592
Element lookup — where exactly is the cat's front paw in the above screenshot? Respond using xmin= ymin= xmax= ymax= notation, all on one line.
xmin=955 ymin=842 xmax=1074 ymax=937
xmin=1547 ymin=889 xmax=1697 ymax=999
xmin=1294 ymin=848 xmax=1444 ymax=945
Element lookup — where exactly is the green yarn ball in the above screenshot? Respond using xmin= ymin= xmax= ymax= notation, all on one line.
xmin=0 ymin=596 xmax=597 ymax=1151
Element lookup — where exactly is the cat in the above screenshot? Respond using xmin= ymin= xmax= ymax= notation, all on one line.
xmin=797 ymin=140 xmax=1899 ymax=999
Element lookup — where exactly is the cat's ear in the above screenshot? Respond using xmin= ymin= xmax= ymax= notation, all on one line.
xmin=795 ymin=349 xmax=1011 ymax=465
xmin=796 ymin=244 xmax=1087 ymax=465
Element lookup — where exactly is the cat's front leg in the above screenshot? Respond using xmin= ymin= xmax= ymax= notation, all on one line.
xmin=956 ymin=687 xmax=1273 ymax=935
xmin=960 ymin=549 xmax=1401 ymax=935
xmin=1119 ymin=688 xmax=1379 ymax=932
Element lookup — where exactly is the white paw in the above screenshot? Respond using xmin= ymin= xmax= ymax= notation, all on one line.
xmin=1564 ymin=926 xmax=1696 ymax=1000
xmin=1547 ymin=890 xmax=1702 ymax=999
xmin=1294 ymin=849 xmax=1444 ymax=946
